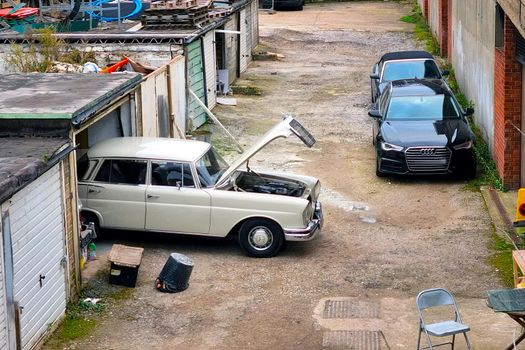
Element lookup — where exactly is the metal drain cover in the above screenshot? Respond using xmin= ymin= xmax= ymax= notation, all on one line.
xmin=323 ymin=300 xmax=380 ymax=319
xmin=322 ymin=330 xmax=389 ymax=350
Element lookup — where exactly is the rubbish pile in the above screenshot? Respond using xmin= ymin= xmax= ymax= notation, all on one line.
xmin=0 ymin=6 xmax=38 ymax=30
xmin=141 ymin=0 xmax=228 ymax=30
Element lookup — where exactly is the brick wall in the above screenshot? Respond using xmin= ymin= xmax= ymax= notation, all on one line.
xmin=423 ymin=0 xmax=429 ymax=19
xmin=494 ymin=13 xmax=522 ymax=189
xmin=439 ymin=0 xmax=449 ymax=58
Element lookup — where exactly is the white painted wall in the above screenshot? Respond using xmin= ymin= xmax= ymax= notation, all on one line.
xmin=428 ymin=0 xmax=440 ymax=40
xmin=451 ymin=0 xmax=495 ymax=150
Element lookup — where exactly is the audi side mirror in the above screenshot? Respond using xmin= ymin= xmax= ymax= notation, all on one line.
xmin=370 ymin=73 xmax=380 ymax=80
xmin=368 ymin=110 xmax=382 ymax=118
xmin=465 ymin=107 xmax=474 ymax=116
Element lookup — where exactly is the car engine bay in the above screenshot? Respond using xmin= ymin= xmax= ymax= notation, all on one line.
xmin=231 ymin=171 xmax=306 ymax=197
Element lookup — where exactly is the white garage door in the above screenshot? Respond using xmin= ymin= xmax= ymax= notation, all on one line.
xmin=0 ymin=217 xmax=8 ymax=350
xmin=9 ymin=165 xmax=67 ymax=350
xmin=239 ymin=8 xmax=248 ymax=73
xmin=203 ymin=30 xmax=217 ymax=110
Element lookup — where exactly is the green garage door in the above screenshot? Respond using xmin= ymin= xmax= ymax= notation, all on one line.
xmin=186 ymin=40 xmax=207 ymax=131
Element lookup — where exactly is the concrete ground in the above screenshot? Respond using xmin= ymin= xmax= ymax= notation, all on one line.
xmin=45 ymin=2 xmax=523 ymax=349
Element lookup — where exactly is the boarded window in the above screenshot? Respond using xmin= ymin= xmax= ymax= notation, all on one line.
xmin=495 ymin=4 xmax=504 ymax=49
xmin=517 ymin=32 xmax=525 ymax=65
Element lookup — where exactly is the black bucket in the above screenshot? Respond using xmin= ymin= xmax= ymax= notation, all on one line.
xmin=155 ymin=253 xmax=194 ymax=293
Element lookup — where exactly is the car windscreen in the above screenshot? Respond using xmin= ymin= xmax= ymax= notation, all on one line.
xmin=382 ymin=60 xmax=441 ymax=82
xmin=195 ymin=148 xmax=229 ymax=187
xmin=385 ymin=95 xmax=461 ymax=121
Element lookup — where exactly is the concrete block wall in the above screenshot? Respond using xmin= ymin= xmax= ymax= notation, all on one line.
xmin=494 ymin=13 xmax=522 ymax=189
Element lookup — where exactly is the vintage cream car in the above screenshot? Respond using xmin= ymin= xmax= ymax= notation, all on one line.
xmin=77 ymin=116 xmax=323 ymax=257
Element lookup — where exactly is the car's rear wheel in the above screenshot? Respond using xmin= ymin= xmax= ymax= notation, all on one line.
xmin=238 ymin=219 xmax=284 ymax=258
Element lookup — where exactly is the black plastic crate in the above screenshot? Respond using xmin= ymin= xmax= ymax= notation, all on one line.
xmin=109 ymin=262 xmax=140 ymax=287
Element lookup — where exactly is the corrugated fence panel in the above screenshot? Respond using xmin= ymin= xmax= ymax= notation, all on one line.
xmin=141 ymin=77 xmax=158 ymax=137
xmin=187 ymin=39 xmax=207 ymax=130
xmin=10 ymin=165 xmax=66 ymax=350
xmin=203 ymin=30 xmax=217 ymax=110
xmin=155 ymin=71 xmax=170 ymax=137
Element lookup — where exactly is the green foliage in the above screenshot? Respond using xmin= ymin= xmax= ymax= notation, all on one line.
xmin=61 ymin=48 xmax=97 ymax=66
xmin=489 ymin=232 xmax=515 ymax=287
xmin=231 ymin=85 xmax=262 ymax=96
xmin=7 ymin=27 xmax=96 ymax=73
xmin=400 ymin=4 xmax=440 ymax=55
xmin=46 ymin=299 xmax=103 ymax=346
xmin=441 ymin=64 xmax=505 ymax=191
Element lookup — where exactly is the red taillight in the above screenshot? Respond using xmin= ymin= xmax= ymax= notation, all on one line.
xmin=519 ymin=203 xmax=525 ymax=217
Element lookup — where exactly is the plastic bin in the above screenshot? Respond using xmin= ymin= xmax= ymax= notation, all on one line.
xmin=108 ymin=244 xmax=144 ymax=288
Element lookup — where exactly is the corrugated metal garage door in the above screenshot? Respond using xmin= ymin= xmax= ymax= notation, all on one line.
xmin=187 ymin=40 xmax=207 ymax=130
xmin=239 ymin=8 xmax=248 ymax=73
xmin=9 ymin=165 xmax=66 ymax=350
xmin=203 ymin=30 xmax=217 ymax=110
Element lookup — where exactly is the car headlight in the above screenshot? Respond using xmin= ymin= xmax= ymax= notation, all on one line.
xmin=380 ymin=142 xmax=403 ymax=152
xmin=453 ymin=140 xmax=473 ymax=150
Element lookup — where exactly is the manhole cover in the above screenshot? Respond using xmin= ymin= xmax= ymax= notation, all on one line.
xmin=322 ymin=330 xmax=389 ymax=350
xmin=323 ymin=300 xmax=380 ymax=319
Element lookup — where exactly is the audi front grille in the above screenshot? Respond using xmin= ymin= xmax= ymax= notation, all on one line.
xmin=405 ymin=147 xmax=451 ymax=172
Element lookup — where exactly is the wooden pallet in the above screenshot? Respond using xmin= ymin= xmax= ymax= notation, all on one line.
xmin=207 ymin=10 xmax=228 ymax=18
xmin=150 ymin=0 xmax=197 ymax=10
xmin=141 ymin=19 xmax=209 ymax=29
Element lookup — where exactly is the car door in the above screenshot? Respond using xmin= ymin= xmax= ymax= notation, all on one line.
xmin=145 ymin=160 xmax=211 ymax=234
xmin=86 ymin=158 xmax=147 ymax=229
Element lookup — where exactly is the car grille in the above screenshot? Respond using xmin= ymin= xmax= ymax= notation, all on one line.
xmin=405 ymin=147 xmax=451 ymax=172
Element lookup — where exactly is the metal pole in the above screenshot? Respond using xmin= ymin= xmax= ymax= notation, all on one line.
xmin=189 ymin=89 xmax=244 ymax=153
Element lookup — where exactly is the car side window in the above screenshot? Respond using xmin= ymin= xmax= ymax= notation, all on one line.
xmin=94 ymin=159 xmax=147 ymax=185
xmin=151 ymin=161 xmax=195 ymax=188
xmin=379 ymin=87 xmax=391 ymax=115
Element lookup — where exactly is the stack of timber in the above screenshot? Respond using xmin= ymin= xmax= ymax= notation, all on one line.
xmin=142 ymin=0 xmax=213 ymax=30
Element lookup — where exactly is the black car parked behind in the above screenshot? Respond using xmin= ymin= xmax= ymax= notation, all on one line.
xmin=370 ymin=51 xmax=447 ymax=103
xmin=369 ymin=79 xmax=476 ymax=178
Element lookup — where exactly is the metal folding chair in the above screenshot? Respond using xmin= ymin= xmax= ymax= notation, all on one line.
xmin=416 ymin=288 xmax=472 ymax=350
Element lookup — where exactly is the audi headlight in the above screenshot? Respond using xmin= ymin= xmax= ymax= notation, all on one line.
xmin=453 ymin=140 xmax=473 ymax=150
xmin=380 ymin=142 xmax=403 ymax=152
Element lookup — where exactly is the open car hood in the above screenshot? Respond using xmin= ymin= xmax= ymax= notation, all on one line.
xmin=215 ymin=116 xmax=316 ymax=188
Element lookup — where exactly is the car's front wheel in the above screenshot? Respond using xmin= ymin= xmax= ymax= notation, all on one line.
xmin=375 ymin=153 xmax=385 ymax=177
xmin=238 ymin=219 xmax=284 ymax=258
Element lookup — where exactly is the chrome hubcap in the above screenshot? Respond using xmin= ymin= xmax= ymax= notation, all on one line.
xmin=248 ymin=226 xmax=273 ymax=251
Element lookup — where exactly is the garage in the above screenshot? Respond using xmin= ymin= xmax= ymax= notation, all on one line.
xmin=9 ymin=164 xmax=67 ymax=350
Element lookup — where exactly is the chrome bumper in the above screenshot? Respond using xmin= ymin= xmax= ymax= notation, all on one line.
xmin=284 ymin=202 xmax=323 ymax=241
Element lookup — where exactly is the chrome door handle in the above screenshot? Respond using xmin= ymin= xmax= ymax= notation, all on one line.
xmin=88 ymin=188 xmax=100 ymax=194
xmin=147 ymin=194 xmax=159 ymax=199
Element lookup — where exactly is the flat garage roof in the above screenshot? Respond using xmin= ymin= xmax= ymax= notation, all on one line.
xmin=0 ymin=137 xmax=71 ymax=204
xmin=0 ymin=73 xmax=142 ymax=122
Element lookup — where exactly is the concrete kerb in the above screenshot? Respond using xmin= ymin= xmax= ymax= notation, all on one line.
xmin=480 ymin=186 xmax=519 ymax=242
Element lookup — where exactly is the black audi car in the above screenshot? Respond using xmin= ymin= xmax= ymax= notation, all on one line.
xmin=370 ymin=51 xmax=447 ymax=103
xmin=369 ymin=79 xmax=476 ymax=178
